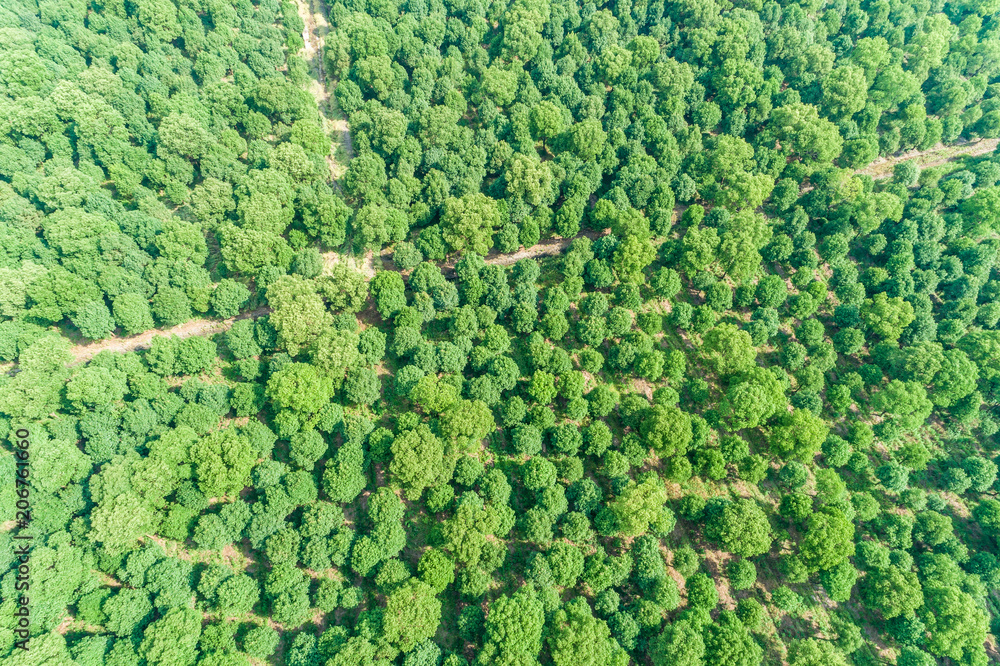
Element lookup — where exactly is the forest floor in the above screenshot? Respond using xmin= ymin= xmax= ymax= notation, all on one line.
xmin=855 ymin=137 xmax=999 ymax=179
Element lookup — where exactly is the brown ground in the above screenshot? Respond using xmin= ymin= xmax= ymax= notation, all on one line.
xmin=855 ymin=137 xmax=999 ymax=180
xmin=69 ymin=306 xmax=271 ymax=365
xmin=322 ymin=248 xmax=377 ymax=278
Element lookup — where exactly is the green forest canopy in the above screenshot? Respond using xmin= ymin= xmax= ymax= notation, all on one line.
xmin=4 ymin=0 xmax=1000 ymax=664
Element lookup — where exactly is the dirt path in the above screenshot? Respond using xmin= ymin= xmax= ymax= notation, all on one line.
xmin=484 ymin=230 xmax=605 ymax=266
xmin=440 ymin=229 xmax=607 ymax=275
xmin=855 ymin=137 xmax=999 ymax=180
xmin=69 ymin=307 xmax=271 ymax=365
xmin=296 ymin=0 xmax=352 ymax=183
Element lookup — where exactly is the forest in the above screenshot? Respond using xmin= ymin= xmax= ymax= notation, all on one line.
xmin=3 ymin=0 xmax=1000 ymax=664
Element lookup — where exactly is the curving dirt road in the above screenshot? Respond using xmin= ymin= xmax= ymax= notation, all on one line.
xmin=67 ymin=234 xmax=593 ymax=364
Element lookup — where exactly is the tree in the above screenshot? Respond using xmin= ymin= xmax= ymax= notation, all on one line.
xmin=547 ymin=542 xmax=585 ymax=588
xmin=439 ymin=399 xmax=495 ymax=452
xmin=265 ymin=564 xmax=311 ymax=627
xmin=729 ymin=559 xmax=757 ymax=590
xmin=649 ymin=619 xmax=705 ymax=666
xmin=570 ymin=119 xmax=607 ymax=160
xmin=959 ymin=186 xmax=1000 ymax=234
xmin=382 ymin=579 xmax=442 ymax=653
xmin=211 ymin=279 xmax=250 ymax=319
xmin=530 ymin=100 xmax=565 ymax=148
xmin=756 ymin=275 xmax=788 ymax=308
xmin=441 ymin=193 xmax=502 ymax=256
xmin=320 ymin=263 xmax=369 ymax=313
xmin=699 ymin=135 xmax=775 ymax=210
xmin=113 ymin=292 xmax=155 ymax=335
xmin=343 ymin=366 xmax=380 ymax=406
xmin=787 ymin=639 xmax=848 ymax=666
xmin=323 ymin=439 xmax=367 ymax=504
xmin=640 ymin=404 xmax=693 ymax=457
xmin=876 ymin=461 xmax=909 ymax=494
xmin=103 ymin=587 xmax=153 ymax=637
xmin=718 ymin=367 xmax=787 ymax=430
xmin=370 ymin=270 xmax=406 ymax=319
xmin=701 ymin=323 xmax=757 ymax=376
xmin=679 ymin=224 xmax=719 ymax=274
xmin=72 ymin=299 xmax=115 ymax=339
xmin=547 ymin=597 xmax=629 ymax=666
xmin=799 ymin=507 xmax=855 ymax=572
xmin=309 ymin=328 xmax=360 ymax=386
xmin=267 ymin=362 xmax=334 ymax=432
xmin=506 ymin=153 xmax=554 ymax=207
xmin=920 ymin=586 xmax=989 ymax=662
xmin=832 ymin=328 xmax=865 ymax=355
xmin=612 ymin=234 xmax=656 ymax=284
xmin=243 ymin=626 xmax=280 ymax=660
xmin=821 ymin=65 xmax=869 ymax=120
xmin=215 ymin=574 xmax=260 ymax=615
xmin=704 ymin=498 xmax=774 ymax=557
xmin=861 ymin=566 xmax=923 ymax=619
xmin=65 ymin=366 xmax=127 ymax=412
xmin=138 ymin=607 xmax=202 ymax=666
xmin=151 ymin=287 xmax=193 ymax=326
xmin=897 ymin=647 xmax=937 ymax=666
xmin=769 ymin=408 xmax=829 ymax=461
xmin=704 ymin=610 xmax=763 ymax=666
xmin=289 ymin=429 xmax=328 ymax=470
xmin=418 ymin=548 xmax=455 ymax=593
xmin=267 ymin=275 xmax=332 ymax=353
xmin=929 ymin=348 xmax=978 ymax=409
xmin=190 ymin=427 xmax=255 ymax=498
xmin=770 ymin=102 xmax=844 ymax=165
xmin=871 ymin=380 xmax=933 ymax=433
xmin=963 ymin=456 xmax=998 ymax=493
xmin=390 ymin=424 xmax=447 ymax=500
xmin=717 ymin=210 xmax=772 ymax=282
xmin=608 ymin=478 xmax=668 ymax=537
xmin=528 ymin=370 xmax=558 ymax=404
xmin=522 ymin=456 xmax=557 ymax=491
xmin=353 ymin=204 xmax=403 ymax=250
xmin=478 ymin=586 xmax=545 ymax=665
xmin=861 ymin=293 xmax=915 ymax=341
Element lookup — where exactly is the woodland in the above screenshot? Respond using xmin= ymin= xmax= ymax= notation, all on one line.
xmin=4 ymin=0 xmax=1000 ymax=664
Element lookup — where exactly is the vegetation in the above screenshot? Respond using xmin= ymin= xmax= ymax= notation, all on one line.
xmin=4 ymin=0 xmax=1000 ymax=664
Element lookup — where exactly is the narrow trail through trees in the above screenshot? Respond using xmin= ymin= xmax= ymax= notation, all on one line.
xmin=855 ymin=137 xmax=999 ymax=179
xmin=69 ymin=307 xmax=271 ymax=365
xmin=66 ymin=236 xmax=587 ymax=364
xmin=296 ymin=0 xmax=353 ymax=182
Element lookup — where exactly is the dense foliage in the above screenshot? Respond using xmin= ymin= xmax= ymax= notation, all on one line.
xmin=5 ymin=0 xmax=1000 ymax=664
xmin=0 ymin=0 xmax=338 ymax=352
